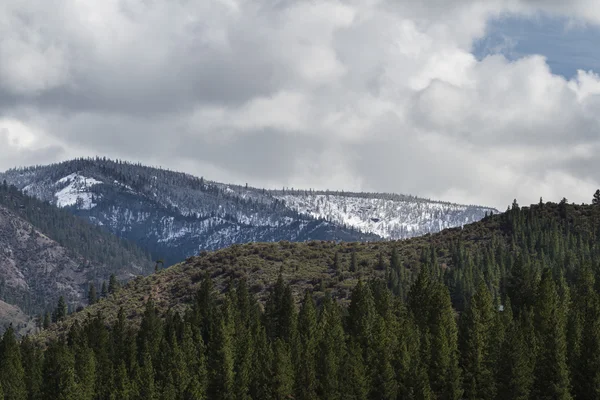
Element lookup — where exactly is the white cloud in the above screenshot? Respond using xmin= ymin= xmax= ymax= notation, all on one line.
xmin=1 ymin=0 xmax=600 ymax=209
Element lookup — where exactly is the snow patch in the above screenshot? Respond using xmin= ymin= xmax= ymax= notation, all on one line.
xmin=55 ymin=174 xmax=103 ymax=209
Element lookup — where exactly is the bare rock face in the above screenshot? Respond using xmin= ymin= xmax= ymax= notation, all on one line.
xmin=0 ymin=206 xmax=98 ymax=318
xmin=0 ymin=300 xmax=36 ymax=337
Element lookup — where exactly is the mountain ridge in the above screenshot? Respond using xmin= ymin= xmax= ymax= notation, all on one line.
xmin=0 ymin=157 xmax=497 ymax=266
xmin=0 ymin=182 xmax=153 ymax=330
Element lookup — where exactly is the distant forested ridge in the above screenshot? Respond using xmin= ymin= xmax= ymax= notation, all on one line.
xmin=0 ymin=157 xmax=495 ymax=266
xmin=3 ymin=199 xmax=598 ymax=399
xmin=0 ymin=181 xmax=152 ymax=324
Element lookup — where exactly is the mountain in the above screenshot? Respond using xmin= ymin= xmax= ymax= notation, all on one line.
xmin=0 ymin=182 xmax=153 ymax=329
xmin=0 ymin=158 xmax=497 ymax=266
xmin=39 ymin=199 xmax=597 ymax=340
xmin=272 ymin=190 xmax=494 ymax=239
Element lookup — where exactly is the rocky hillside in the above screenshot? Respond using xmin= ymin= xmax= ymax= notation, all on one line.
xmin=0 ymin=183 xmax=153 ymax=328
xmin=1 ymin=158 xmax=496 ymax=266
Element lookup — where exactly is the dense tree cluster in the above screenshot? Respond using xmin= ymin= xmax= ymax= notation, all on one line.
xmin=2 ymin=261 xmax=593 ymax=400
xmin=2 ymin=200 xmax=600 ymax=399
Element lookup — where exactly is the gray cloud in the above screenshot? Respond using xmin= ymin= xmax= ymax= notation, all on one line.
xmin=1 ymin=0 xmax=600 ymax=210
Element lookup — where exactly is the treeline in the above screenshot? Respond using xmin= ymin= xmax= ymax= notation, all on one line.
xmin=1 ymin=263 xmax=595 ymax=400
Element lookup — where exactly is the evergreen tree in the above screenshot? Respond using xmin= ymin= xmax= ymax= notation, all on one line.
xmin=295 ymin=292 xmax=318 ymax=400
xmin=531 ymin=270 xmax=572 ymax=400
xmin=317 ymin=294 xmax=345 ymax=400
xmin=42 ymin=341 xmax=77 ymax=400
xmin=20 ymin=336 xmax=43 ymax=400
xmin=108 ymin=274 xmax=120 ymax=294
xmin=347 ymin=280 xmax=376 ymax=351
xmin=340 ymin=339 xmax=368 ymax=400
xmin=88 ymin=283 xmax=98 ymax=305
xmin=459 ymin=282 xmax=496 ymax=400
xmin=496 ymin=320 xmax=534 ymax=400
xmin=73 ymin=342 xmax=96 ymax=400
xmin=593 ymin=189 xmax=600 ymax=205
xmin=53 ymin=296 xmax=68 ymax=322
xmin=208 ymin=307 xmax=235 ymax=400
xmin=368 ymin=315 xmax=398 ymax=400
xmin=114 ymin=361 xmax=132 ymax=400
xmin=272 ymin=339 xmax=294 ymax=400
xmin=0 ymin=326 xmax=27 ymax=400
xmin=332 ymin=252 xmax=341 ymax=272
xmin=350 ymin=251 xmax=358 ymax=273
xmin=43 ymin=312 xmax=51 ymax=329
xmin=136 ymin=350 xmax=156 ymax=400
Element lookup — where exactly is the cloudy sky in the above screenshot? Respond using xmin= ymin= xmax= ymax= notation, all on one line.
xmin=2 ymin=0 xmax=600 ymax=209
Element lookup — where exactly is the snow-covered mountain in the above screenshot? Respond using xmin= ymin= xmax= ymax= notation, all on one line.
xmin=0 ymin=158 xmax=498 ymax=265
xmin=273 ymin=191 xmax=495 ymax=239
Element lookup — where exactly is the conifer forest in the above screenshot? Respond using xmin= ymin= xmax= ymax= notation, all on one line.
xmin=0 ymin=200 xmax=596 ymax=399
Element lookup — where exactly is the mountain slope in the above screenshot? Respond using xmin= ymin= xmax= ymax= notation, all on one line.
xmin=33 ymin=199 xmax=599 ymax=345
xmin=37 ymin=199 xmax=596 ymax=339
xmin=0 ymin=182 xmax=153 ymax=323
xmin=0 ymin=158 xmax=496 ymax=265
xmin=273 ymin=190 xmax=494 ymax=239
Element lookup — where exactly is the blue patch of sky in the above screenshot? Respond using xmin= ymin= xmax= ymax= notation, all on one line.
xmin=472 ymin=14 xmax=600 ymax=79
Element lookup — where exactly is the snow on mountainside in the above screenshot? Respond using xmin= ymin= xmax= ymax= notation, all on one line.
xmin=54 ymin=173 xmax=102 ymax=209
xmin=0 ymin=158 xmax=498 ymax=266
xmin=273 ymin=192 xmax=497 ymax=239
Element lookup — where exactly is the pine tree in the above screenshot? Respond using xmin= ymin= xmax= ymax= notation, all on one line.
xmin=101 ymin=281 xmax=108 ymax=298
xmin=43 ymin=312 xmax=51 ymax=329
xmin=295 ymin=292 xmax=318 ymax=400
xmin=459 ymin=282 xmax=496 ymax=399
xmin=496 ymin=319 xmax=534 ymax=400
xmin=114 ymin=361 xmax=132 ymax=400
xmin=108 ymin=274 xmax=120 ymax=294
xmin=593 ymin=189 xmax=600 ymax=205
xmin=572 ymin=267 xmax=600 ymax=400
xmin=42 ymin=340 xmax=78 ymax=400
xmin=88 ymin=283 xmax=97 ymax=305
xmin=531 ymin=270 xmax=572 ymax=400
xmin=333 ymin=252 xmax=341 ymax=272
xmin=272 ymin=339 xmax=294 ymax=400
xmin=73 ymin=342 xmax=96 ymax=400
xmin=317 ymin=294 xmax=345 ymax=400
xmin=0 ymin=326 xmax=27 ymax=400
xmin=265 ymin=273 xmax=297 ymax=343
xmin=350 ymin=252 xmax=358 ymax=273
xmin=368 ymin=315 xmax=398 ymax=400
xmin=249 ymin=323 xmax=273 ymax=400
xmin=136 ymin=350 xmax=156 ymax=400
xmin=208 ymin=306 xmax=235 ymax=400
xmin=53 ymin=296 xmax=68 ymax=322
xmin=347 ymin=280 xmax=376 ymax=352
xmin=20 ymin=335 xmax=43 ymax=400
xmin=340 ymin=339 xmax=368 ymax=400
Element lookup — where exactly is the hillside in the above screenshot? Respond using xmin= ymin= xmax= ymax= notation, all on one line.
xmin=23 ymin=198 xmax=600 ymax=400
xmin=0 ymin=182 xmax=153 ymax=325
xmin=41 ymin=198 xmax=594 ymax=336
xmin=0 ymin=158 xmax=496 ymax=266
xmin=273 ymin=190 xmax=493 ymax=239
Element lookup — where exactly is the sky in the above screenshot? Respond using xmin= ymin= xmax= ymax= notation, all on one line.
xmin=1 ymin=1 xmax=600 ymax=210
